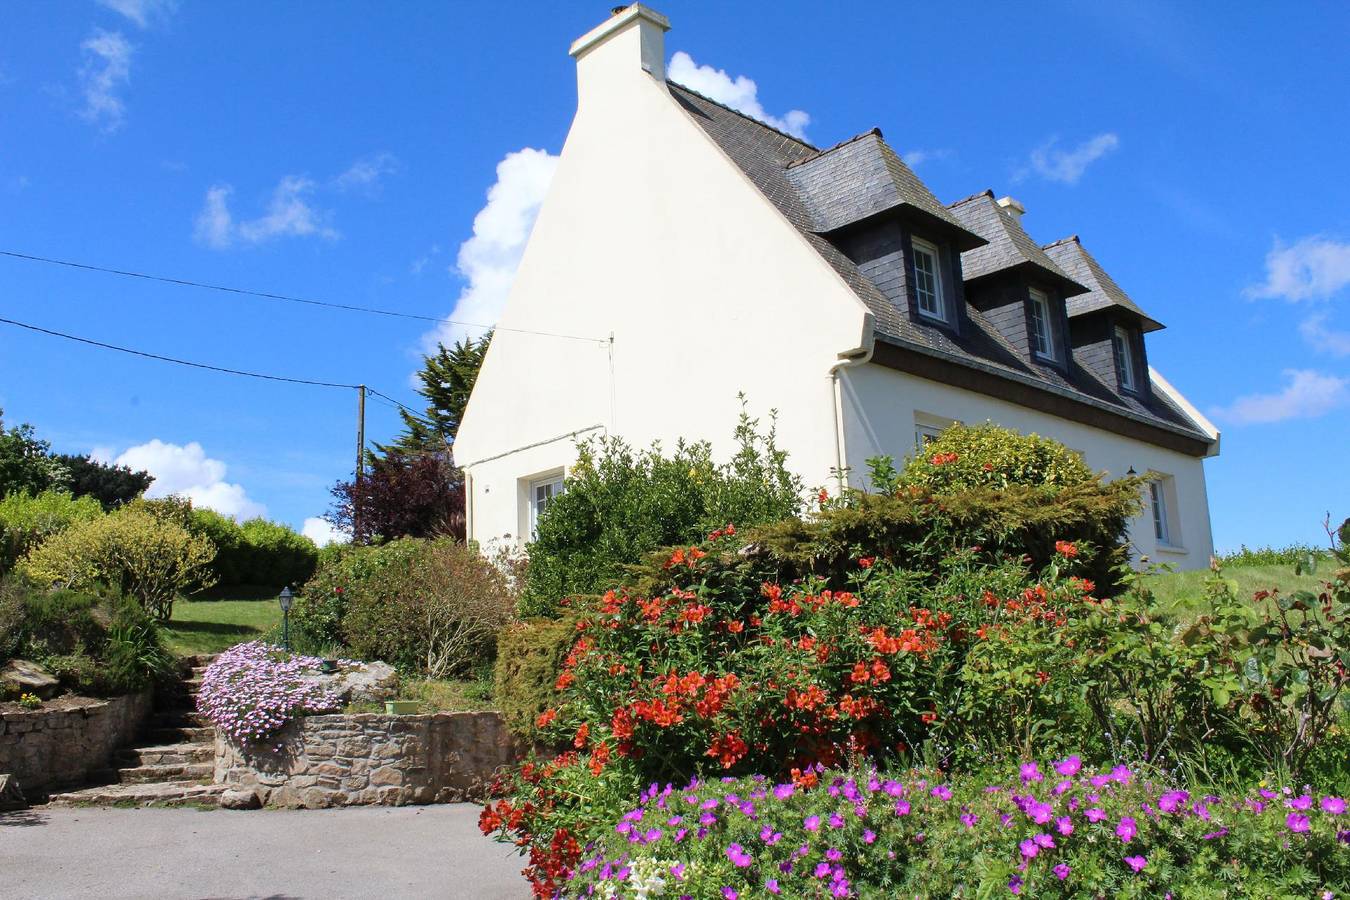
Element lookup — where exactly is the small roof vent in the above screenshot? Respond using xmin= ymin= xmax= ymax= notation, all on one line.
xmin=996 ymin=195 xmax=1026 ymax=221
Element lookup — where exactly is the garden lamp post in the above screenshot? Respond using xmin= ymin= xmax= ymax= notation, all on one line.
xmin=278 ymin=586 xmax=294 ymax=652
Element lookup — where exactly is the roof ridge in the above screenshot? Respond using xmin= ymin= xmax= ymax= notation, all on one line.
xmin=785 ymin=128 xmax=883 ymax=169
xmin=666 ymin=80 xmax=819 ymax=152
xmin=948 ymin=189 xmax=996 ymax=208
xmin=1042 ymin=235 xmax=1081 ymax=249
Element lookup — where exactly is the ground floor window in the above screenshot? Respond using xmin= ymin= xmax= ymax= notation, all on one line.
xmin=1149 ymin=476 xmax=1180 ymax=547
xmin=529 ymin=474 xmax=565 ymax=537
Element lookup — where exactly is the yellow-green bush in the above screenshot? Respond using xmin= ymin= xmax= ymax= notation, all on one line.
xmin=20 ymin=506 xmax=216 ymax=620
xmin=898 ymin=422 xmax=1095 ymax=491
xmin=0 ymin=490 xmax=103 ymax=576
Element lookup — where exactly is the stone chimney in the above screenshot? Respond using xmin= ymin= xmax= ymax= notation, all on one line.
xmin=996 ymin=195 xmax=1026 ymax=222
xmin=570 ymin=4 xmax=670 ymax=101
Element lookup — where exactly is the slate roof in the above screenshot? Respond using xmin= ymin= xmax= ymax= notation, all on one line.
xmin=665 ymin=81 xmax=1207 ymax=445
xmin=787 ymin=131 xmax=985 ymax=249
xmin=948 ymin=191 xmax=1088 ymax=296
xmin=1043 ymin=237 xmax=1164 ymax=332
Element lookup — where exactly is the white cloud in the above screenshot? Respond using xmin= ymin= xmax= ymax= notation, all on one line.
xmin=1246 ymin=236 xmax=1350 ymax=302
xmin=1018 ymin=133 xmax=1120 ymax=185
xmin=78 ymin=29 xmax=133 ymax=133
xmin=302 ymin=517 xmax=348 ymax=548
xmin=110 ymin=439 xmax=267 ymax=519
xmin=332 ymin=152 xmax=400 ymax=194
xmin=193 ymin=176 xmax=338 ymax=249
xmin=425 ymin=147 xmax=559 ymax=348
xmin=667 ymin=51 xmax=810 ymax=140
xmin=901 ymin=148 xmax=950 ymax=168
xmin=96 ymin=0 xmax=176 ymax=28
xmin=1209 ymin=369 xmax=1349 ymax=425
xmin=1300 ymin=313 xmax=1350 ymax=357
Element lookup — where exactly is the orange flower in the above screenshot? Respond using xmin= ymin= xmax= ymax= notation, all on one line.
xmin=554 ymin=670 xmax=575 ymax=691
xmin=726 ymin=619 xmax=745 ymax=634
xmin=573 ymin=722 xmax=590 ymax=748
xmin=535 ymin=708 xmax=558 ymax=728
xmin=1055 ymin=540 xmax=1079 ymax=558
xmin=849 ymin=661 xmax=871 ymax=684
xmin=706 ymin=731 xmax=748 ymax=768
xmin=858 ymin=556 xmax=875 ymax=569
xmin=870 ymin=658 xmax=892 ymax=683
xmin=610 ymin=707 xmax=634 ymax=739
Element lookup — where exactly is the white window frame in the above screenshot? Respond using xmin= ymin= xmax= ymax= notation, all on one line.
xmin=1147 ymin=477 xmax=1182 ymax=549
xmin=1028 ymin=288 xmax=1057 ymax=361
xmin=1113 ymin=325 xmax=1137 ymax=392
xmin=914 ymin=423 xmax=943 ymax=449
xmin=528 ymin=474 xmax=565 ymax=538
xmin=911 ymin=237 xmax=947 ymax=323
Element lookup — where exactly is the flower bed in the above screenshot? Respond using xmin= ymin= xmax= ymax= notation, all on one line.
xmin=197 ymin=641 xmax=343 ymax=744
xmin=558 ymin=759 xmax=1350 ymax=898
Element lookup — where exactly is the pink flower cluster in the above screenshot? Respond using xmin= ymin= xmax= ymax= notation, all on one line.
xmin=196 ymin=641 xmax=343 ymax=744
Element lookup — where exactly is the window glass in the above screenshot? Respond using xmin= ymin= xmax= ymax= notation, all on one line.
xmin=912 ymin=239 xmax=946 ymax=321
xmin=1029 ymin=289 xmax=1055 ymax=359
xmin=1113 ymin=326 xmax=1137 ymax=391
xmin=1149 ymin=479 xmax=1170 ymax=544
xmin=530 ymin=476 xmax=564 ymax=536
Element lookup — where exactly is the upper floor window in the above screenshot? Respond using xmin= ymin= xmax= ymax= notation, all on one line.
xmin=1028 ymin=288 xmax=1057 ymax=361
xmin=1113 ymin=325 xmax=1137 ymax=392
xmin=911 ymin=237 xmax=947 ymax=323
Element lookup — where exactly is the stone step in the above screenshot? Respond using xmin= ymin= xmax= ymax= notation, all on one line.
xmin=115 ymin=743 xmax=213 ymax=767
xmin=148 ymin=726 xmax=215 ymax=744
xmin=152 ymin=710 xmax=208 ymax=728
xmin=114 ymin=762 xmax=214 ymax=785
xmin=47 ymin=781 xmax=228 ymax=808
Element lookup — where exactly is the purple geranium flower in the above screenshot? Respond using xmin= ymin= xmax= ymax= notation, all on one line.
xmin=1053 ymin=863 xmax=1071 ymax=881
xmin=1054 ymin=755 xmax=1082 ymax=777
xmin=1287 ymin=813 xmax=1311 ymax=833
xmin=1124 ymin=855 xmax=1147 ymax=873
xmin=804 ymin=815 xmax=821 ymax=832
xmin=1116 ymin=816 xmax=1138 ymax=843
xmin=1020 ymin=762 xmax=1044 ymax=784
xmin=726 ymin=843 xmax=752 ymax=867
xmin=1322 ymin=796 xmax=1346 ymax=815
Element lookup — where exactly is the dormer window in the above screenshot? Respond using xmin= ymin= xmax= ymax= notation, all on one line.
xmin=1028 ymin=288 xmax=1057 ymax=361
xmin=911 ymin=237 xmax=948 ymax=323
xmin=1113 ymin=325 xmax=1137 ymax=392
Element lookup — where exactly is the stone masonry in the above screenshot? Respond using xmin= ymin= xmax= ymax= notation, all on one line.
xmin=214 ymin=711 xmax=518 ymax=808
xmin=0 ymin=692 xmax=153 ymax=795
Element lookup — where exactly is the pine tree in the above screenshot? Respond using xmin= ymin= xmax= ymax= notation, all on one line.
xmin=374 ymin=332 xmax=491 ymax=462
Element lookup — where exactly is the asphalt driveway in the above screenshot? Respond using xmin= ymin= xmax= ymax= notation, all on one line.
xmin=0 ymin=804 xmax=529 ymax=900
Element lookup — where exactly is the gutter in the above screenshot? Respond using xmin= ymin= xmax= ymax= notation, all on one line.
xmin=828 ymin=321 xmax=876 ymax=493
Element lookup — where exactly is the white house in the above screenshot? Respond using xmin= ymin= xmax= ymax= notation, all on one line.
xmin=454 ymin=5 xmax=1220 ymax=567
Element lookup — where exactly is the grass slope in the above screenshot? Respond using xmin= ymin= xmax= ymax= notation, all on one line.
xmin=163 ymin=586 xmax=283 ymax=657
xmin=1143 ymin=558 xmax=1332 ymax=617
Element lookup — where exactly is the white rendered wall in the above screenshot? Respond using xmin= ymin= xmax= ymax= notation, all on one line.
xmin=456 ymin=12 xmax=873 ymax=546
xmin=839 ymin=363 xmax=1215 ymax=569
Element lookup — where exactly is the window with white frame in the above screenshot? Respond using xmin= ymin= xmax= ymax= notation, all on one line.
xmin=1028 ymin=288 xmax=1057 ymax=361
xmin=1148 ymin=478 xmax=1178 ymax=547
xmin=529 ymin=474 xmax=564 ymax=537
xmin=911 ymin=237 xmax=947 ymax=323
xmin=915 ymin=423 xmax=943 ymax=449
xmin=1113 ymin=325 xmax=1137 ymax=392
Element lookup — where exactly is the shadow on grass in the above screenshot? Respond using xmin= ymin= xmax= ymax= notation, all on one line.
xmin=165 ymin=620 xmax=265 ymax=639
xmin=189 ymin=584 xmax=286 ymax=603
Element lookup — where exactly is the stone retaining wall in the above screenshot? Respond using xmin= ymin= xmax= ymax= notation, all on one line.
xmin=214 ymin=711 xmax=518 ymax=808
xmin=0 ymin=692 xmax=153 ymax=794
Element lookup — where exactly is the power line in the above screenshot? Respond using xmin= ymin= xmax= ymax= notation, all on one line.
xmin=0 ymin=248 xmax=609 ymax=344
xmin=0 ymin=315 xmax=360 ymax=389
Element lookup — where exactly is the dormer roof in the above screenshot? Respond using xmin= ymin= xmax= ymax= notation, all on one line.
xmin=786 ymin=130 xmax=986 ymax=250
xmin=948 ymin=191 xmax=1088 ymax=297
xmin=1043 ymin=236 xmax=1164 ymax=332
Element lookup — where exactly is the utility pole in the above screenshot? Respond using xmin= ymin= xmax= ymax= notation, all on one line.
xmin=354 ymin=384 xmax=366 ymax=540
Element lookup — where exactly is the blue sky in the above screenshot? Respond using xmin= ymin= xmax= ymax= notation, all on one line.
xmin=1 ymin=1 xmax=1346 ymax=551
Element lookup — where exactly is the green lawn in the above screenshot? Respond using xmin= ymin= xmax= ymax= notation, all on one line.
xmin=1142 ymin=557 xmax=1332 ymax=618
xmin=163 ymin=585 xmax=283 ymax=657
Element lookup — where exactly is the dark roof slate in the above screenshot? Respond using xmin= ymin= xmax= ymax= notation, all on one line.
xmin=949 ymin=192 xmax=1088 ymax=296
xmin=666 ymin=81 xmax=1204 ymax=445
xmin=786 ymin=132 xmax=985 ymax=249
xmin=1043 ymin=236 xmax=1164 ymax=332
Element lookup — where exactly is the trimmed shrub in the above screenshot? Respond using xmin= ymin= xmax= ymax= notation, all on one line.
xmin=0 ymin=490 xmax=103 ymax=576
xmin=20 ymin=505 xmax=216 ymax=620
xmin=896 ymin=421 xmax=1096 ymax=491
xmin=295 ymin=537 xmax=514 ymax=677
xmin=520 ymin=407 xmax=801 ymax=616
xmin=189 ymin=508 xmax=318 ymax=588
xmin=494 ymin=613 xmax=583 ymax=743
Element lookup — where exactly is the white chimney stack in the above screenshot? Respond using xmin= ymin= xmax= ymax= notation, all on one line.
xmin=570 ymin=4 xmax=670 ymax=99
xmin=996 ymin=195 xmax=1026 ymax=222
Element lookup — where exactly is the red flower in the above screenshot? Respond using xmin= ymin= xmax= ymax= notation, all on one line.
xmin=930 ymin=451 xmax=959 ymax=466
xmin=1055 ymin=540 xmax=1079 ymax=558
xmin=706 ymin=731 xmax=748 ymax=768
xmin=849 ymin=661 xmax=871 ymax=684
xmin=858 ymin=556 xmax=875 ymax=569
xmin=573 ymin=722 xmax=589 ymax=748
xmin=535 ymin=708 xmax=557 ymax=728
